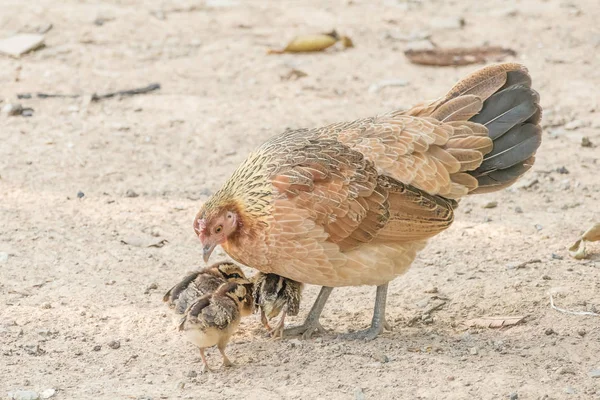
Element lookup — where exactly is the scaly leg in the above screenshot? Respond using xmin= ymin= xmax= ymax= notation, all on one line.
xmin=343 ymin=283 xmax=391 ymax=341
xmin=217 ymin=344 xmax=232 ymax=368
xmin=199 ymin=348 xmax=212 ymax=373
xmin=269 ymin=310 xmax=287 ymax=339
xmin=284 ymin=286 xmax=333 ymax=339
xmin=260 ymin=309 xmax=272 ymax=332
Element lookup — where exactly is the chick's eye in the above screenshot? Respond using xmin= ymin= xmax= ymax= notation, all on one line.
xmin=214 ymin=225 xmax=223 ymax=234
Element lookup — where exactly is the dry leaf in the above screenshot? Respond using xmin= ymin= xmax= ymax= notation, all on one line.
xmin=569 ymin=222 xmax=600 ymax=259
xmin=465 ymin=316 xmax=525 ymax=329
xmin=404 ymin=46 xmax=516 ymax=66
xmin=268 ymin=30 xmax=339 ymax=54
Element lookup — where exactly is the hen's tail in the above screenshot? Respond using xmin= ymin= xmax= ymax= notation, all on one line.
xmin=440 ymin=63 xmax=542 ymax=194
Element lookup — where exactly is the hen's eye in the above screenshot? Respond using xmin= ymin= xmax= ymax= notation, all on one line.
xmin=214 ymin=225 xmax=223 ymax=234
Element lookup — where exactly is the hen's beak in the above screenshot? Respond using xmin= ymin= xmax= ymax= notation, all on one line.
xmin=203 ymin=243 xmax=216 ymax=263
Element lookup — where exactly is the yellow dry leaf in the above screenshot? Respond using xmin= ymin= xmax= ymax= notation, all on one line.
xmin=268 ymin=31 xmax=339 ymax=54
xmin=569 ymin=222 xmax=600 ymax=259
xmin=465 ymin=316 xmax=525 ymax=329
xmin=341 ymin=36 xmax=354 ymax=48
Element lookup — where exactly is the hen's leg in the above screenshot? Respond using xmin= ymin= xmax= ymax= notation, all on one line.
xmin=343 ymin=283 xmax=391 ymax=341
xmin=284 ymin=286 xmax=332 ymax=339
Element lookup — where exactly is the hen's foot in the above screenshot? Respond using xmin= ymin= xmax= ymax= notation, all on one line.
xmin=283 ymin=318 xmax=326 ymax=339
xmin=341 ymin=318 xmax=392 ymax=341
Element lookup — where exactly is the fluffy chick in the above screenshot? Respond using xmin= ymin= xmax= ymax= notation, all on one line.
xmin=178 ymin=281 xmax=254 ymax=372
xmin=252 ymin=272 xmax=303 ymax=338
xmin=163 ymin=261 xmax=247 ymax=314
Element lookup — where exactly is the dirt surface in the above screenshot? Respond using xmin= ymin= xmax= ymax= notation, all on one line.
xmin=2 ymin=0 xmax=600 ymax=399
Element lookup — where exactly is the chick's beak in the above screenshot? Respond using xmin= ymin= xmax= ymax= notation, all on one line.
xmin=202 ymin=243 xmax=216 ymax=263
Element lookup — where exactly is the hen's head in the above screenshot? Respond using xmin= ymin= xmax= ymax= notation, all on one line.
xmin=194 ymin=203 xmax=241 ymax=263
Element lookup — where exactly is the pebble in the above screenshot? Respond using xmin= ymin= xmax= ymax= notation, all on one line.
xmin=577 ymin=329 xmax=586 ymax=337
xmin=509 ymin=393 xmax=518 ymax=400
xmin=589 ymin=369 xmax=600 ymax=378
xmin=108 ymin=340 xmax=120 ymax=349
xmin=483 ymin=201 xmax=498 ymax=209
xmin=470 ymin=347 xmax=478 ymax=355
xmin=557 ymin=366 xmax=576 ymax=375
xmin=564 ymin=120 xmax=586 ymax=130
xmin=41 ymin=302 xmax=51 ymax=309
xmin=125 ymin=189 xmax=139 ymax=198
xmin=186 ymin=370 xmax=197 ymax=378
xmin=354 ymin=387 xmax=366 ymax=400
xmin=556 ymin=166 xmax=569 ymax=174
xmin=415 ymin=298 xmax=429 ymax=308
xmin=2 ymin=103 xmax=23 ymax=116
xmin=40 ymin=389 xmax=55 ymax=399
xmin=581 ymin=137 xmax=593 ymax=147
xmin=564 ymin=387 xmax=576 ymax=394
xmin=551 ymin=253 xmax=563 ymax=260
xmin=535 ymin=224 xmax=543 ymax=231
xmin=0 ymin=252 xmax=8 ymax=263
xmin=372 ymin=350 xmax=389 ymax=363
xmin=545 ymin=328 xmax=555 ymax=335
xmin=21 ymin=108 xmax=34 ymax=117
xmin=542 ymin=275 xmax=551 ymax=280
xmin=7 ymin=390 xmax=39 ymax=400
xmin=93 ymin=345 xmax=102 ymax=351
xmin=515 ymin=206 xmax=523 ymax=214
xmin=77 ymin=191 xmax=85 ymax=199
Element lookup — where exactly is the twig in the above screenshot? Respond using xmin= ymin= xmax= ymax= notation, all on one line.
xmin=407 ymin=301 xmax=447 ymax=326
xmin=17 ymin=83 xmax=161 ymax=102
xmin=549 ymin=293 xmax=600 ymax=317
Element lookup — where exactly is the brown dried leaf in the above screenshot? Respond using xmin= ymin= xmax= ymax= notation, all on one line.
xmin=121 ymin=235 xmax=168 ymax=248
xmin=404 ymin=46 xmax=516 ymax=66
xmin=340 ymin=35 xmax=354 ymax=48
xmin=268 ymin=31 xmax=339 ymax=54
xmin=568 ymin=222 xmax=600 ymax=259
xmin=465 ymin=316 xmax=525 ymax=329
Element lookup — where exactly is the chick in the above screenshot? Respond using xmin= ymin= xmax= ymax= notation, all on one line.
xmin=252 ymin=272 xmax=303 ymax=338
xmin=163 ymin=261 xmax=247 ymax=314
xmin=178 ymin=281 xmax=254 ymax=372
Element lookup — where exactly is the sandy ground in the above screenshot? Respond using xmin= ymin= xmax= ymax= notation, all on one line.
xmin=1 ymin=0 xmax=600 ymax=399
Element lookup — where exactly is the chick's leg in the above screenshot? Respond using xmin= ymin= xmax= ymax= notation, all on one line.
xmin=269 ymin=310 xmax=286 ymax=339
xmin=199 ymin=348 xmax=212 ymax=373
xmin=284 ymin=286 xmax=332 ymax=340
xmin=260 ymin=309 xmax=272 ymax=332
xmin=217 ymin=344 xmax=232 ymax=368
xmin=344 ymin=283 xmax=391 ymax=341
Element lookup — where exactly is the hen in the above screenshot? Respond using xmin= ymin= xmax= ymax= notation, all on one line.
xmin=194 ymin=63 xmax=542 ymax=340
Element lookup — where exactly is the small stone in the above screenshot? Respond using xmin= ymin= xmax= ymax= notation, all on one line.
xmin=424 ymin=286 xmax=438 ymax=294
xmin=93 ymin=345 xmax=102 ymax=351
xmin=515 ymin=206 xmax=523 ymax=214
xmin=447 ymin=376 xmax=455 ymax=381
xmin=354 ymin=387 xmax=366 ymax=400
xmin=542 ymin=275 xmax=551 ymax=280
xmin=186 ymin=370 xmax=197 ymax=378
xmin=483 ymin=201 xmax=498 ymax=209
xmin=564 ymin=120 xmax=586 ymax=130
xmin=556 ymin=166 xmax=569 ymax=174
xmin=535 ymin=224 xmax=543 ymax=231
xmin=415 ymin=298 xmax=429 ymax=308
xmin=39 ymin=389 xmax=56 ymax=399
xmin=77 ymin=191 xmax=85 ymax=198
xmin=545 ymin=328 xmax=555 ymax=335
xmin=564 ymin=387 xmax=576 ymax=394
xmin=551 ymin=253 xmax=563 ymax=260
xmin=581 ymin=137 xmax=593 ymax=147
xmin=2 ymin=103 xmax=24 ymax=116
xmin=41 ymin=302 xmax=52 ymax=309
xmin=144 ymin=282 xmax=158 ymax=294
xmin=288 ymin=338 xmax=302 ymax=348
xmin=108 ymin=340 xmax=120 ymax=349
xmin=176 ymin=381 xmax=185 ymax=389
xmin=557 ymin=366 xmax=576 ymax=375
xmin=372 ymin=350 xmax=389 ymax=363
xmin=125 ymin=189 xmax=139 ymax=198
xmin=21 ymin=108 xmax=34 ymax=117
xmin=470 ymin=347 xmax=478 ymax=355
xmin=577 ymin=329 xmax=586 ymax=337
xmin=509 ymin=393 xmax=518 ymax=400
xmin=0 ymin=252 xmax=8 ymax=263
xmin=0 ymin=33 xmax=45 ymax=57
xmin=589 ymin=368 xmax=600 ymax=378
xmin=7 ymin=390 xmax=40 ymax=400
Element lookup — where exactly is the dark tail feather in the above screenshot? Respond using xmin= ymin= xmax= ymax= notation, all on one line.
xmin=466 ymin=66 xmax=542 ymax=193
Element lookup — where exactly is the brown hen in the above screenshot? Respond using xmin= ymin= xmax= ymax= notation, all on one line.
xmin=194 ymin=63 xmax=542 ymax=340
